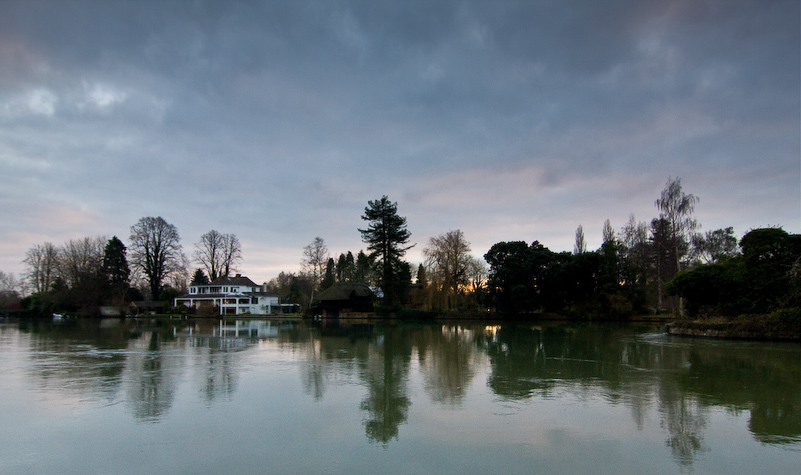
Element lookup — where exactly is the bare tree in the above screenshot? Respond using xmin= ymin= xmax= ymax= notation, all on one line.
xmin=574 ymin=225 xmax=587 ymax=254
xmin=0 ymin=270 xmax=22 ymax=308
xmin=466 ymin=255 xmax=489 ymax=295
xmin=51 ymin=236 xmax=108 ymax=310
xmin=602 ymin=219 xmax=615 ymax=244
xmin=690 ymin=227 xmax=739 ymax=265
xmin=194 ymin=230 xmax=242 ymax=281
xmin=57 ymin=236 xmax=107 ymax=289
xmin=194 ymin=230 xmax=224 ymax=281
xmin=655 ymin=176 xmax=699 ymax=272
xmin=220 ymin=233 xmax=242 ymax=278
xmin=655 ymin=177 xmax=699 ymax=315
xmin=423 ymin=229 xmax=472 ymax=312
xmin=129 ymin=217 xmax=185 ymax=300
xmin=23 ymin=242 xmax=58 ymax=293
xmin=301 ymin=237 xmax=329 ymax=289
xmin=620 ymin=213 xmax=651 ymax=302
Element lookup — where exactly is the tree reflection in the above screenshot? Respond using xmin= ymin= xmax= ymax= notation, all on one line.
xmin=357 ymin=328 xmax=412 ymax=444
xmin=658 ymin=389 xmax=710 ymax=471
xmin=417 ymin=325 xmax=480 ymax=405
xmin=124 ymin=331 xmax=177 ymax=422
xmin=200 ymin=350 xmax=238 ymax=403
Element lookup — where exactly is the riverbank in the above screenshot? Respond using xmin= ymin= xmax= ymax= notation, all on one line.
xmin=666 ymin=312 xmax=801 ymax=342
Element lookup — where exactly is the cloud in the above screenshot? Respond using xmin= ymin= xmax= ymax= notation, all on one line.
xmin=0 ymin=0 xmax=798 ymax=284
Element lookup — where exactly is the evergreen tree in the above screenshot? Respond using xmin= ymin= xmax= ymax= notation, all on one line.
xmin=103 ymin=236 xmax=130 ymax=289
xmin=335 ymin=253 xmax=347 ymax=282
xmin=345 ymin=251 xmax=355 ymax=281
xmin=191 ymin=268 xmax=210 ymax=285
xmin=359 ymin=196 xmax=413 ymax=306
xmin=354 ymin=250 xmax=372 ymax=284
xmin=416 ymin=264 xmax=427 ymax=287
xmin=321 ymin=258 xmax=335 ymax=290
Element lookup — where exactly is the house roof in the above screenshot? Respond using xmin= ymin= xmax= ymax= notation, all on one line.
xmin=209 ymin=274 xmax=259 ymax=287
xmin=315 ymin=282 xmax=373 ymax=302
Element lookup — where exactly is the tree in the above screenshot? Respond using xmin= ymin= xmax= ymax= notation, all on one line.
xmin=102 ymin=236 xmax=131 ymax=307
xmin=416 ymin=264 xmax=427 ymax=287
xmin=190 ymin=268 xmax=210 ymax=285
xmin=739 ymin=227 xmax=801 ymax=312
xmin=655 ymin=177 xmax=699 ymax=315
xmin=619 ymin=214 xmax=650 ymax=311
xmin=129 ymin=217 xmax=185 ymax=300
xmin=58 ymin=236 xmax=106 ymax=288
xmin=690 ymin=227 xmax=739 ymax=265
xmin=194 ymin=230 xmax=242 ymax=281
xmin=220 ymin=233 xmax=242 ymax=278
xmin=601 ymin=219 xmax=615 ymax=245
xmin=484 ymin=241 xmax=537 ymax=314
xmin=423 ymin=229 xmax=472 ymax=312
xmin=301 ymin=237 xmax=329 ymax=289
xmin=359 ymin=196 xmax=413 ymax=306
xmin=54 ymin=236 xmax=108 ymax=312
xmin=334 ymin=251 xmax=356 ymax=282
xmin=465 ymin=255 xmax=489 ymax=309
xmin=0 ymin=271 xmax=22 ymax=309
xmin=23 ymin=242 xmax=58 ymax=293
xmin=354 ymin=250 xmax=374 ymax=284
xmin=655 ymin=177 xmax=699 ymax=272
xmin=321 ymin=258 xmax=335 ymax=290
xmin=103 ymin=236 xmax=130 ymax=288
xmin=574 ymin=225 xmax=587 ymax=254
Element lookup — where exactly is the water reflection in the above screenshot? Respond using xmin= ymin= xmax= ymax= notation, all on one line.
xmin=3 ymin=318 xmax=800 ymax=472
xmin=417 ymin=325 xmax=481 ymax=406
xmin=358 ymin=328 xmax=411 ymax=444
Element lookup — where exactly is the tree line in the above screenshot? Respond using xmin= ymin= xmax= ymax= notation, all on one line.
xmin=4 ymin=177 xmax=799 ymax=319
xmin=6 ymin=217 xmax=244 ymax=316
xmin=292 ymin=179 xmax=799 ymax=320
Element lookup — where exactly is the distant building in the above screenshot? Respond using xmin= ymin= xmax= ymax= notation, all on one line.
xmin=311 ymin=282 xmax=375 ymax=317
xmin=174 ymin=274 xmax=285 ymax=315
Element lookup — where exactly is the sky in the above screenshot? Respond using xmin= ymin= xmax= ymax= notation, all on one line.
xmin=1 ymin=0 xmax=799 ymax=286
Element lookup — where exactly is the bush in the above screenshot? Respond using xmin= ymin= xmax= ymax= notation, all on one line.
xmin=770 ymin=308 xmax=801 ymax=324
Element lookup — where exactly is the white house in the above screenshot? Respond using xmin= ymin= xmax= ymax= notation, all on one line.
xmin=174 ymin=274 xmax=281 ymax=315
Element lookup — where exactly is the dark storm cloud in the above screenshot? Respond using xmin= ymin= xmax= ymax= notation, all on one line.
xmin=0 ymin=0 xmax=798 ymax=281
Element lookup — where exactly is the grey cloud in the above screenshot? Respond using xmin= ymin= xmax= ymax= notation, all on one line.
xmin=0 ymin=0 xmax=797 ymax=281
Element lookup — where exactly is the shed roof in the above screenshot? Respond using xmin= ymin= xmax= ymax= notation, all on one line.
xmin=315 ymin=282 xmax=373 ymax=302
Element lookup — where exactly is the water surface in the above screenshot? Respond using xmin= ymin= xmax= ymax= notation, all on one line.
xmin=1 ymin=318 xmax=799 ymax=474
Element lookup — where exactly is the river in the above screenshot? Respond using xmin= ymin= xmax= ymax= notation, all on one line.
xmin=0 ymin=318 xmax=799 ymax=474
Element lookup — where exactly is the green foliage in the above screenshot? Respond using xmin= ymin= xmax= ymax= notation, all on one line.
xmin=416 ymin=264 xmax=427 ymax=287
xmin=359 ymin=196 xmax=413 ymax=305
xmin=669 ymin=227 xmax=801 ymax=317
xmin=690 ymin=227 xmax=739 ymax=264
xmin=484 ymin=241 xmax=562 ymax=314
xmin=667 ymin=263 xmax=744 ymax=318
xmin=190 ymin=268 xmax=210 ymax=285
xmin=771 ymin=308 xmax=801 ymax=324
xmin=321 ymin=257 xmax=335 ymax=290
xmin=103 ymin=236 xmax=130 ymax=288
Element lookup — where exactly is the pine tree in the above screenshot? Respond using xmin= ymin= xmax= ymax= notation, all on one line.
xmin=358 ymin=196 xmax=413 ymax=306
xmin=321 ymin=258 xmax=335 ymax=290
xmin=191 ymin=268 xmax=210 ymax=285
